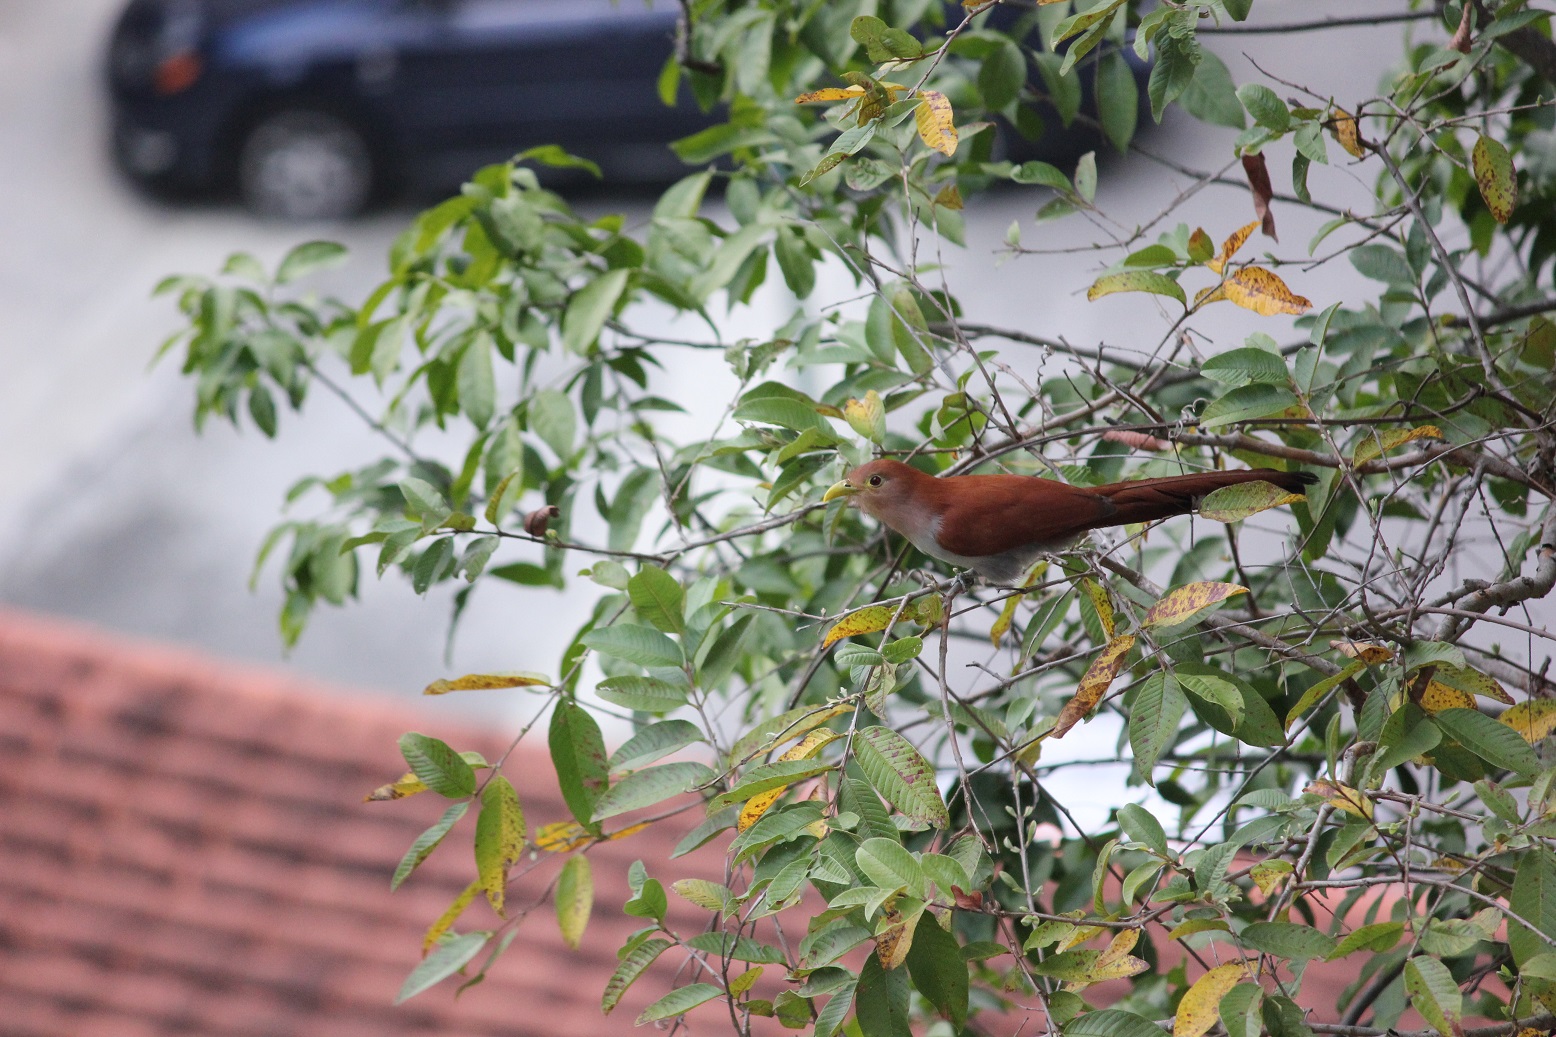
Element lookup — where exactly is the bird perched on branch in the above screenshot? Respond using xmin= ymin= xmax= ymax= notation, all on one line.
xmin=822 ymin=458 xmax=1316 ymax=584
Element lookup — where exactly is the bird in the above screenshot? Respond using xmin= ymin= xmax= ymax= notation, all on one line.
xmin=821 ymin=458 xmax=1316 ymax=584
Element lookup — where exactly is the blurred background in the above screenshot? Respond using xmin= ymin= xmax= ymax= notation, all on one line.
xmin=0 ymin=0 xmax=1443 ymax=778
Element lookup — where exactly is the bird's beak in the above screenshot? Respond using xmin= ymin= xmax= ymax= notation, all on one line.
xmin=822 ymin=480 xmax=858 ymax=504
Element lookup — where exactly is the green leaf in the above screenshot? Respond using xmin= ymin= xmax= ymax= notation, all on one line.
xmin=1327 ymin=921 xmax=1404 ymax=959
xmin=979 ymin=38 xmax=1026 ymax=110
xmin=549 ymin=701 xmax=608 ymax=830
xmin=1238 ymin=84 xmax=1290 ymax=132
xmin=1097 ymin=50 xmax=1139 ymax=152
xmin=1510 ymin=848 xmax=1556 ymax=966
xmin=596 ymin=675 xmax=689 ymax=713
xmin=399 ymin=732 xmax=477 ymax=798
xmin=1403 ymin=956 xmax=1462 ymax=1037
xmin=610 ymin=720 xmax=704 ymax=770
xmin=583 ymin=624 xmax=684 ymax=668
xmin=276 ymin=240 xmax=349 ymax=284
xmin=1433 ymin=708 xmax=1540 ymax=775
xmin=855 ymin=837 xmax=924 ymax=895
xmin=1240 ymin=921 xmax=1336 ymax=962
xmin=856 ymin=951 xmax=911 ymax=1037
xmin=602 ymin=937 xmax=673 ymax=1014
xmin=628 ymin=565 xmax=684 ymax=634
xmin=528 ymin=389 xmax=577 ymax=460
xmin=1350 ymin=244 xmax=1417 ymax=286
xmin=396 ymin=931 xmax=488 ymax=1003
xmin=392 ymin=801 xmax=469 ymax=890
xmin=457 ymin=333 xmax=496 ymax=429
xmin=1201 ymin=346 xmax=1291 ymax=387
xmin=593 ymin=761 xmax=714 ymax=821
xmin=905 ymin=914 xmax=969 ymax=1029
xmin=733 ymin=396 xmax=831 ymax=434
xmin=1064 ymin=1009 xmax=1171 ymax=1037
xmin=1179 ymin=50 xmax=1245 ymax=129
xmin=1199 ymin=384 xmax=1299 ymax=428
xmin=1147 ymin=29 xmax=1200 ymax=121
xmin=636 ymin=982 xmax=723 ymax=1024
xmin=1129 ymin=673 xmax=1187 ymax=784
xmin=561 ymin=267 xmax=630 ymax=355
xmin=1087 ymin=270 xmax=1186 ymax=306
xmin=853 ymin=726 xmax=950 ymax=828
xmin=1117 ymin=802 xmax=1169 ymax=856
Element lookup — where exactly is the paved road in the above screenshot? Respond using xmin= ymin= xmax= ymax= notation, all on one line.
xmin=4 ymin=0 xmax=1514 ymax=766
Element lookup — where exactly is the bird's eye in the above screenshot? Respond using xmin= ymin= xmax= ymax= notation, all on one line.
xmin=868 ymin=475 xmax=883 ymax=487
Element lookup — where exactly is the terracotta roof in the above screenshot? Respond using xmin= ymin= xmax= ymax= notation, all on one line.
xmin=0 ymin=608 xmax=743 ymax=1037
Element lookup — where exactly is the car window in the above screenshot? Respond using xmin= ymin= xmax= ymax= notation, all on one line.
xmin=449 ymin=0 xmax=630 ymax=32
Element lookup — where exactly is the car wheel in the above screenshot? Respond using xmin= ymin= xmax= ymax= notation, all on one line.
xmin=238 ymin=109 xmax=373 ymax=220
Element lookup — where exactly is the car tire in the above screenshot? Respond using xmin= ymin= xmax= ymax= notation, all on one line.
xmin=237 ymin=108 xmax=374 ymax=221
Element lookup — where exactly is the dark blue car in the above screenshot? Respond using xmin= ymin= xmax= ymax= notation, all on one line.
xmin=107 ymin=0 xmax=709 ymax=219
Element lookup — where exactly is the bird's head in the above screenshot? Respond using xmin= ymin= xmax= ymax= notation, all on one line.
xmin=822 ymin=458 xmax=921 ymax=515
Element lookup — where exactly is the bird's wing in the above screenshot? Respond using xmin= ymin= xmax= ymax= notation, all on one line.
xmin=927 ymin=475 xmax=1116 ymax=557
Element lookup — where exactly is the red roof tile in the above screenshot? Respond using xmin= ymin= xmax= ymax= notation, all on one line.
xmin=0 ymin=608 xmax=752 ymax=1037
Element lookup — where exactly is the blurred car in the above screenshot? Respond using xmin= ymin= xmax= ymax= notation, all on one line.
xmin=106 ymin=0 xmax=710 ymax=219
xmin=105 ymin=0 xmax=1145 ymax=221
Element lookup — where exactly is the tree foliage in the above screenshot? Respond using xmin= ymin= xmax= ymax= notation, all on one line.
xmin=160 ymin=2 xmax=1556 ymax=1035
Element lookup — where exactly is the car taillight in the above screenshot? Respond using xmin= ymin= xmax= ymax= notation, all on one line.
xmin=154 ymin=50 xmax=203 ymax=95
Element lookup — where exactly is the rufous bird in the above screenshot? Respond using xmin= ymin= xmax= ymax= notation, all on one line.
xmin=822 ymin=458 xmax=1315 ymax=583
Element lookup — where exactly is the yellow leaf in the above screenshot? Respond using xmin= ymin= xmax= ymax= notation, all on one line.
xmin=1081 ymin=577 xmax=1115 ymax=639
xmin=1192 ymin=283 xmax=1228 ymax=310
xmin=1174 ymin=962 xmax=1255 ymax=1037
xmin=991 ymin=564 xmax=1046 ymax=646
xmin=1331 ymin=107 xmax=1365 ymax=158
xmin=1250 ymin=858 xmax=1294 ymax=896
xmin=738 ymin=729 xmax=838 ymax=832
xmin=556 ymin=855 xmax=593 ymax=950
xmin=1083 ymin=954 xmax=1149 ymax=982
xmin=1430 ymin=663 xmax=1513 ymax=704
xmin=1305 ymin=778 xmax=1374 ymax=819
xmin=1222 ymin=266 xmax=1312 ymax=316
xmin=423 ymin=879 xmax=481 ymax=955
xmin=875 ymin=909 xmax=920 ymax=969
xmin=1207 ymin=220 xmax=1260 ymax=274
xmin=1058 ymin=923 xmax=1107 ymax=952
xmin=1473 ymin=134 xmax=1517 ymax=224
xmin=794 ymin=86 xmax=867 ymax=104
xmin=1351 ymin=425 xmax=1442 ymax=466
xmin=1052 ymin=635 xmax=1136 ymax=738
xmin=1143 ymin=582 xmax=1249 ymax=628
xmin=915 ymin=594 xmax=945 ymax=627
xmin=475 ymin=777 xmax=526 ymax=916
xmin=366 ymin=771 xmax=429 ymax=801
xmin=424 ymin=671 xmax=552 ymax=694
xmin=536 ymin=820 xmax=591 ymax=852
xmin=823 ymin=604 xmax=897 ymax=648
xmin=730 ymin=966 xmax=764 ymax=996
xmin=1501 ymin=701 xmax=1556 ymax=744
xmin=1096 ymin=928 xmax=1140 ymax=968
xmin=914 ymin=91 xmax=958 ymax=156
xmin=1419 ymin=681 xmax=1476 ymax=714
xmin=1331 ymin=640 xmax=1395 ymax=665
xmin=843 ymin=389 xmax=886 ymax=443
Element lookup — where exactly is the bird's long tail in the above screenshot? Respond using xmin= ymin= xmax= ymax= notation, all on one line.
xmin=1094 ymin=469 xmax=1317 ymax=527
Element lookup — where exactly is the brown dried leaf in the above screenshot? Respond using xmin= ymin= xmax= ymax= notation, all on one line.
xmin=1241 ymin=152 xmax=1277 ymax=240
xmin=1449 ymin=1 xmax=1474 ymax=52
xmin=1332 ymin=107 xmax=1365 ymax=159
xmin=875 ymin=909 xmax=920 ymax=969
xmin=1052 ymin=634 xmax=1135 ymax=738
xmin=524 ymin=505 xmax=560 ymax=537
